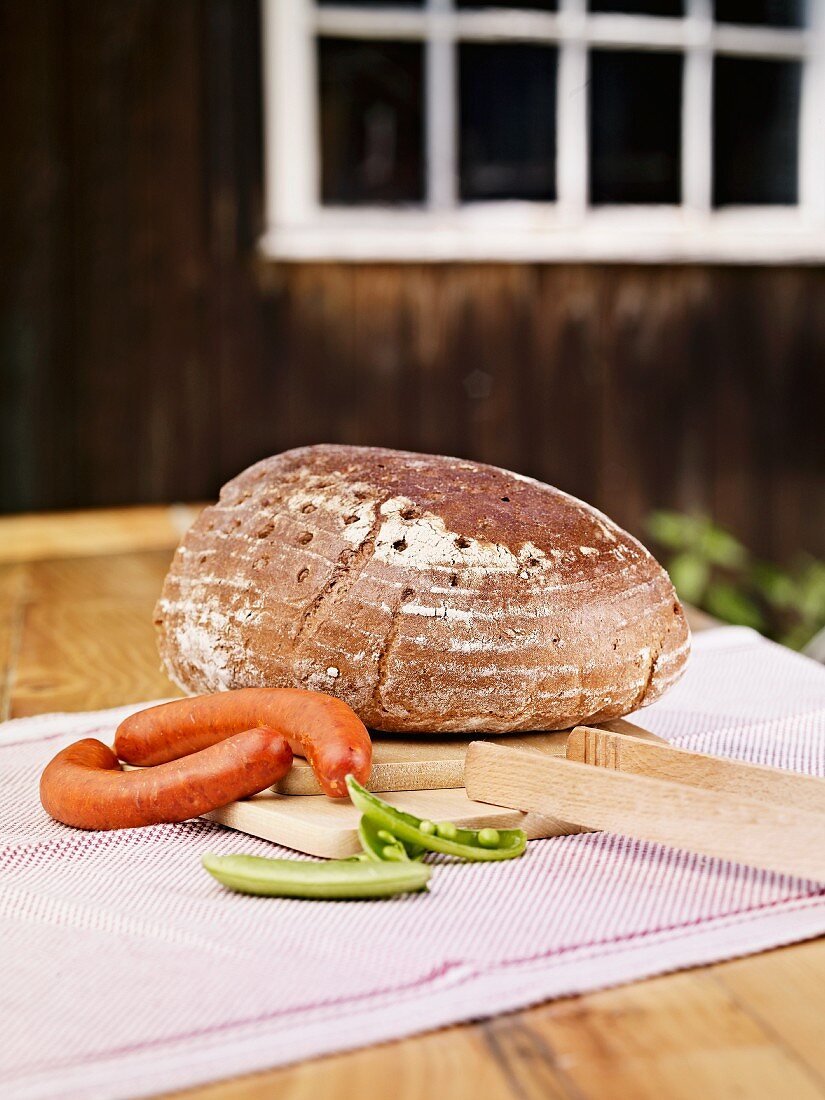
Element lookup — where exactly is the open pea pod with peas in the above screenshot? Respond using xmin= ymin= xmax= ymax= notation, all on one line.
xmin=346 ymin=776 xmax=527 ymax=862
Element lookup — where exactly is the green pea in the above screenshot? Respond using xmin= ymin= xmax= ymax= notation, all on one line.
xmin=477 ymin=828 xmax=500 ymax=849
xmin=436 ymin=822 xmax=458 ymax=841
xmin=419 ymin=819 xmax=437 ymax=835
xmin=382 ymin=845 xmax=407 ymax=862
xmin=202 ymin=854 xmax=430 ymax=899
xmin=358 ymin=816 xmax=411 ymax=862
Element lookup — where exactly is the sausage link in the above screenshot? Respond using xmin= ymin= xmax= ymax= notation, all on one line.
xmin=40 ymin=728 xmax=293 ymax=830
xmin=114 ymin=688 xmax=372 ymax=798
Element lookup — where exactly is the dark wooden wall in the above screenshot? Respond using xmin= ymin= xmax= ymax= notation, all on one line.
xmin=2 ymin=1 xmax=823 ymax=562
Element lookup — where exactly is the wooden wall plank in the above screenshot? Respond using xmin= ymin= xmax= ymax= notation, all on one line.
xmin=135 ymin=0 xmax=214 ymax=503
xmin=65 ymin=0 xmax=212 ymax=506
xmin=0 ymin=2 xmax=74 ymax=510
xmin=204 ymin=0 xmax=274 ymax=487
xmin=528 ymin=266 xmax=604 ymax=505
xmin=596 ymin=266 xmax=715 ymax=542
xmin=66 ymin=1 xmax=147 ymax=506
xmin=439 ymin=265 xmax=537 ymax=476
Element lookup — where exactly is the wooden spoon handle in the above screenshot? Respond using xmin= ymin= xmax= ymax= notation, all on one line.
xmin=592 ymin=717 xmax=667 ymax=744
xmin=567 ymin=727 xmax=825 ymax=816
xmin=465 ymin=741 xmax=825 ymax=882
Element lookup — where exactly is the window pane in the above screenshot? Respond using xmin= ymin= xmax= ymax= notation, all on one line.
xmin=459 ymin=44 xmax=557 ymax=202
xmin=456 ymin=1 xmax=556 ymax=8
xmin=589 ymin=50 xmax=682 ymax=205
xmin=714 ymin=0 xmax=804 ymax=27
xmin=713 ymin=57 xmax=801 ymax=206
xmin=589 ymin=1 xmax=683 ymax=14
xmin=318 ymin=38 xmax=424 ymax=205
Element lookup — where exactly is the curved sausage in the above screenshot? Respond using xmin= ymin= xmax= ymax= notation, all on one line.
xmin=115 ymin=688 xmax=372 ymax=798
xmin=40 ymin=728 xmax=293 ymax=830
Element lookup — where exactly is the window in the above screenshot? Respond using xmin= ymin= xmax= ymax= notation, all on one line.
xmin=262 ymin=1 xmax=825 ymax=261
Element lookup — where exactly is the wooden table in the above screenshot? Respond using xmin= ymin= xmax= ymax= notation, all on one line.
xmin=2 ymin=506 xmax=823 ymax=1100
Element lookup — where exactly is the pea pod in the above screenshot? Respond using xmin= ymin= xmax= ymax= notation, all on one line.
xmin=203 ymin=853 xmax=430 ymax=898
xmin=346 ymin=776 xmax=527 ymax=862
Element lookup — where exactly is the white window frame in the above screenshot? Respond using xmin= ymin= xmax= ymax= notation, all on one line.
xmin=261 ymin=0 xmax=825 ymax=263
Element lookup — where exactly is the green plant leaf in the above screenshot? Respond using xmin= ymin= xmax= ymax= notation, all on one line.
xmin=647 ymin=511 xmax=702 ymax=551
xmin=794 ymin=559 xmax=825 ymax=621
xmin=667 ymin=553 xmax=709 ymax=604
xmin=778 ymin=623 xmax=818 ymax=652
xmin=700 ymin=525 xmax=748 ymax=569
xmin=647 ymin=509 xmax=825 ymax=648
xmin=751 ymin=562 xmax=796 ymax=608
xmin=705 ymin=582 xmax=766 ymax=631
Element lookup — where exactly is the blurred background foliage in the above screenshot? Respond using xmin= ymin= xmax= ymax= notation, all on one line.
xmin=648 ymin=511 xmax=825 ymax=654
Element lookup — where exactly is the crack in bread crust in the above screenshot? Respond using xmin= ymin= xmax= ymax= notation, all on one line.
xmin=292 ymin=501 xmax=385 ymax=655
xmin=372 ymin=599 xmax=405 ymax=718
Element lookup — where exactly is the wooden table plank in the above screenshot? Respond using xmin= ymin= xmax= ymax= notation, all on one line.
xmin=711 ymin=939 xmax=825 ymax=1087
xmin=24 ymin=550 xmax=179 ymax=602
xmin=167 ymin=1026 xmax=557 ymax=1100
xmin=512 ymin=967 xmax=825 ymax=1100
xmin=0 ymin=505 xmax=821 ymax=1100
xmin=0 ymin=504 xmax=203 ymax=564
xmin=9 ymin=551 xmax=181 ymax=717
xmin=0 ymin=563 xmax=30 ymax=720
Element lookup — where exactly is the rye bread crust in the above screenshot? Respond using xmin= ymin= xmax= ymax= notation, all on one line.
xmin=155 ymin=445 xmax=690 ymax=733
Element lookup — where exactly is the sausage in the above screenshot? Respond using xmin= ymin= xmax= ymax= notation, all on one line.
xmin=40 ymin=728 xmax=293 ymax=831
xmin=115 ymin=687 xmax=371 ymax=798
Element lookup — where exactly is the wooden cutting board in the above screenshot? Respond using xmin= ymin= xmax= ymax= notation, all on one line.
xmin=270 ymin=719 xmax=654 ymax=795
xmin=205 ymin=787 xmax=579 ymax=859
xmin=273 ymin=730 xmax=570 ymax=795
xmin=204 ymin=720 xmax=656 ymax=856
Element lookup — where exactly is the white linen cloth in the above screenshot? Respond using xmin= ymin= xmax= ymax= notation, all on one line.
xmin=1 ymin=627 xmax=823 ymax=1099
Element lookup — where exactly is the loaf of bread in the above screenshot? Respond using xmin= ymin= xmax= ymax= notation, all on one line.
xmin=156 ymin=445 xmax=690 ymax=733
